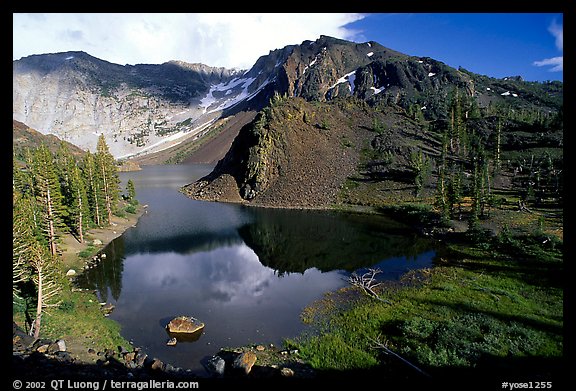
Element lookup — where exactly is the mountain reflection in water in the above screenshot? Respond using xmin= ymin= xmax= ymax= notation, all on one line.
xmin=75 ymin=164 xmax=437 ymax=375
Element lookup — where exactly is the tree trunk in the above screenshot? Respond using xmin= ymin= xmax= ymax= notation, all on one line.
xmin=46 ymin=183 xmax=57 ymax=257
xmin=32 ymin=267 xmax=43 ymax=339
xmin=102 ymin=164 xmax=112 ymax=224
xmin=78 ymin=188 xmax=84 ymax=244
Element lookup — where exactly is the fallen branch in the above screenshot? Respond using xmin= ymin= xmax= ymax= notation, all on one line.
xmin=517 ymin=200 xmax=533 ymax=213
xmin=369 ymin=335 xmax=431 ymax=378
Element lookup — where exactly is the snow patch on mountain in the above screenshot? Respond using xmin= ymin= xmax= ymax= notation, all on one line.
xmin=330 ymin=70 xmax=357 ymax=93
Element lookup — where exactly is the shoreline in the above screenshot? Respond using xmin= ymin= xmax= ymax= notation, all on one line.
xmin=54 ymin=203 xmax=148 ymax=364
xmin=60 ymin=204 xmax=147 ymax=269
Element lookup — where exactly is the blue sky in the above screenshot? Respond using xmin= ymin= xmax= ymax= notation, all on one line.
xmin=350 ymin=13 xmax=563 ymax=82
xmin=13 ymin=13 xmax=563 ymax=82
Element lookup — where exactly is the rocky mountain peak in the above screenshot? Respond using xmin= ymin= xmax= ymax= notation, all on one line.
xmin=13 ymin=35 xmax=562 ymax=162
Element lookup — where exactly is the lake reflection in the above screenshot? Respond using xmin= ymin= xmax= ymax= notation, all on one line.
xmin=76 ymin=164 xmax=437 ymax=375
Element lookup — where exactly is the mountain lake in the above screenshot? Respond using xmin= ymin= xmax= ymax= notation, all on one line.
xmin=75 ymin=164 xmax=438 ymax=376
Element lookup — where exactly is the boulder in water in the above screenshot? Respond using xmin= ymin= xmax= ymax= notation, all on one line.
xmin=165 ymin=316 xmax=205 ymax=335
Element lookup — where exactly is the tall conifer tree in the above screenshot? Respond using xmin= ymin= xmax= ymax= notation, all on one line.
xmin=95 ymin=134 xmax=120 ymax=225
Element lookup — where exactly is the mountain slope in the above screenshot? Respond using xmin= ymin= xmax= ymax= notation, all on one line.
xmin=181 ymin=35 xmax=563 ymax=209
xmin=13 ymin=119 xmax=86 ymax=161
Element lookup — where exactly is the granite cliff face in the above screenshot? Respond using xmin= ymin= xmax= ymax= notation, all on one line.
xmin=13 ymin=51 xmax=243 ymax=158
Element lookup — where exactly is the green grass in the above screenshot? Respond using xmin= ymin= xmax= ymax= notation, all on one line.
xmin=287 ymin=234 xmax=563 ymax=377
xmin=78 ymin=245 xmax=97 ymax=259
xmin=13 ymin=264 xmax=131 ymax=354
xmin=41 ymin=286 xmax=130 ymax=352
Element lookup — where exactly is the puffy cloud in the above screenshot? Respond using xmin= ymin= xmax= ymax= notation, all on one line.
xmin=533 ymin=20 xmax=563 ymax=72
xmin=13 ymin=13 xmax=365 ymax=69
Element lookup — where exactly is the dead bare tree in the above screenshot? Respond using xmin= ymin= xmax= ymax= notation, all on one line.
xmin=346 ymin=268 xmax=391 ymax=304
xmin=369 ymin=334 xmax=431 ymax=378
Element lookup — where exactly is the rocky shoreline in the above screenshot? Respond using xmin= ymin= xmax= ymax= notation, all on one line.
xmin=14 ymin=317 xmax=315 ymax=381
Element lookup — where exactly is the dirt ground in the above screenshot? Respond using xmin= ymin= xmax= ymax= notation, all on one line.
xmin=60 ymin=205 xmax=145 ymax=269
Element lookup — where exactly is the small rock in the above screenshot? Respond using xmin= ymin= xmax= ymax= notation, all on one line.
xmin=203 ymin=355 xmax=225 ymax=377
xmin=56 ymin=339 xmax=67 ymax=352
xmin=232 ymin=351 xmax=257 ymax=375
xmin=165 ymin=363 xmax=177 ymax=373
xmin=92 ymin=239 xmax=103 ymax=245
xmin=104 ymin=348 xmax=115 ymax=359
xmin=255 ymin=345 xmax=265 ymax=352
xmin=101 ymin=253 xmax=107 ymax=259
xmin=166 ymin=338 xmax=177 ymax=346
xmin=54 ymin=351 xmax=73 ymax=363
xmin=280 ymin=367 xmax=295 ymax=377
xmin=124 ymin=352 xmax=136 ymax=362
xmin=101 ymin=303 xmax=115 ymax=315
xmin=135 ymin=351 xmax=147 ymax=367
xmin=36 ymin=344 xmax=50 ymax=354
xmin=47 ymin=339 xmax=66 ymax=354
xmin=88 ymin=348 xmax=96 ymax=354
xmin=66 ymin=269 xmax=76 ymax=276
xmin=151 ymin=358 xmax=164 ymax=371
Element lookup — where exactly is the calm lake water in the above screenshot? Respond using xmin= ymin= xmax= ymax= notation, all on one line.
xmin=76 ymin=164 xmax=437 ymax=376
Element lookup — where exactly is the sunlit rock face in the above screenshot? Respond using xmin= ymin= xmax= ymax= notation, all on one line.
xmin=13 ymin=51 xmax=242 ymax=158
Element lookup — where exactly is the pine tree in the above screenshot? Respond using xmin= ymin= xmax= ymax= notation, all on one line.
xmin=409 ymin=148 xmax=430 ymax=197
xmin=494 ymin=116 xmax=502 ymax=172
xmin=95 ymin=134 xmax=120 ymax=225
xmin=14 ymin=149 xmax=41 ymax=234
xmin=469 ymin=142 xmax=492 ymax=222
xmin=447 ymin=162 xmax=463 ymax=220
xmin=68 ymin=162 xmax=90 ymax=243
xmin=13 ymin=191 xmax=33 ymax=304
xmin=435 ymin=128 xmax=450 ymax=221
xmin=83 ymin=151 xmax=103 ymax=227
xmin=27 ymin=242 xmax=62 ymax=339
xmin=448 ymin=87 xmax=469 ymax=157
xmin=126 ymin=179 xmax=136 ymax=201
xmin=13 ymin=189 xmax=62 ymax=338
xmin=31 ymin=144 xmax=66 ymax=257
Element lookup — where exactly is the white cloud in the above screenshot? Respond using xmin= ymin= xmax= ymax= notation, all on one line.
xmin=549 ymin=19 xmax=563 ymax=51
xmin=13 ymin=13 xmax=365 ymax=70
xmin=533 ymin=20 xmax=563 ymax=72
xmin=533 ymin=56 xmax=563 ymax=72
